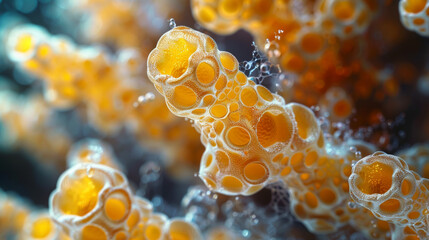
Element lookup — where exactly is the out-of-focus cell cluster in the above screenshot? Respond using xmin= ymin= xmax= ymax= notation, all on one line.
xmin=0 ymin=189 xmax=30 ymax=238
xmin=397 ymin=143 xmax=429 ymax=178
xmin=147 ymin=26 xmax=398 ymax=238
xmin=319 ymin=87 xmax=354 ymax=122
xmin=350 ymin=152 xmax=429 ymax=239
xmin=191 ymin=0 xmax=391 ymax=106
xmin=0 ymin=189 xmax=67 ymax=240
xmin=55 ymin=0 xmax=189 ymax=53
xmin=418 ymin=70 xmax=429 ymax=95
xmin=66 ymin=138 xmax=123 ymax=171
xmin=399 ymin=0 xmax=429 ymax=36
xmin=1 ymin=22 xmax=203 ymax=178
xmin=4 ymin=23 xmax=146 ymax=129
xmin=51 ymin=154 xmax=202 ymax=239
xmin=192 ymin=0 xmax=378 ymax=39
xmin=0 ymin=87 xmax=71 ymax=169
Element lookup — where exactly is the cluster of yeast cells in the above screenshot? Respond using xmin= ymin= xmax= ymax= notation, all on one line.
xmin=148 ymin=26 xmax=323 ymax=196
xmin=350 ymin=152 xmax=429 ymax=240
xmin=147 ymin=26 xmax=394 ymax=238
xmin=50 ymin=162 xmax=202 ymax=240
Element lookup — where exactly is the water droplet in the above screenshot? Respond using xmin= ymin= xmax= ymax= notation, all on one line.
xmin=355 ymin=151 xmax=362 ymax=159
xmin=242 ymin=230 xmax=250 ymax=237
xmin=260 ymin=63 xmax=270 ymax=75
xmin=169 ymin=18 xmax=176 ymax=29
xmin=348 ymin=201 xmax=357 ymax=209
xmin=145 ymin=92 xmax=155 ymax=100
xmin=250 ymin=214 xmax=259 ymax=225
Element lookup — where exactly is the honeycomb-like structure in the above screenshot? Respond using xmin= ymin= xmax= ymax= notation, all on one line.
xmin=399 ymin=0 xmax=429 ymax=36
xmin=147 ymin=26 xmax=392 ymax=237
xmin=349 ymin=152 xmax=429 ymax=239
xmin=148 ymin=26 xmax=321 ymax=196
xmin=50 ymin=163 xmax=202 ymax=240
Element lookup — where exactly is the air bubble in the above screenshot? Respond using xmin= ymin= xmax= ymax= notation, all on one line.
xmin=260 ymin=63 xmax=270 ymax=75
xmin=134 ymin=92 xmax=155 ymax=107
xmin=169 ymin=18 xmax=176 ymax=29
xmin=348 ymin=201 xmax=357 ymax=209
xmin=242 ymin=229 xmax=250 ymax=237
xmin=355 ymin=151 xmax=362 ymax=160
xmin=264 ymin=41 xmax=280 ymax=58
xmin=250 ymin=214 xmax=259 ymax=225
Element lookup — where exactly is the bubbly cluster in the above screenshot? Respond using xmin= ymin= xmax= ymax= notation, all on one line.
xmin=399 ymin=0 xmax=429 ymax=36
xmin=50 ymin=162 xmax=202 ymax=240
xmin=147 ymin=26 xmax=393 ymax=238
xmin=0 ymin=87 xmax=71 ymax=168
xmin=350 ymin=152 xmax=429 ymax=239
xmin=3 ymin=23 xmax=202 ymax=178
